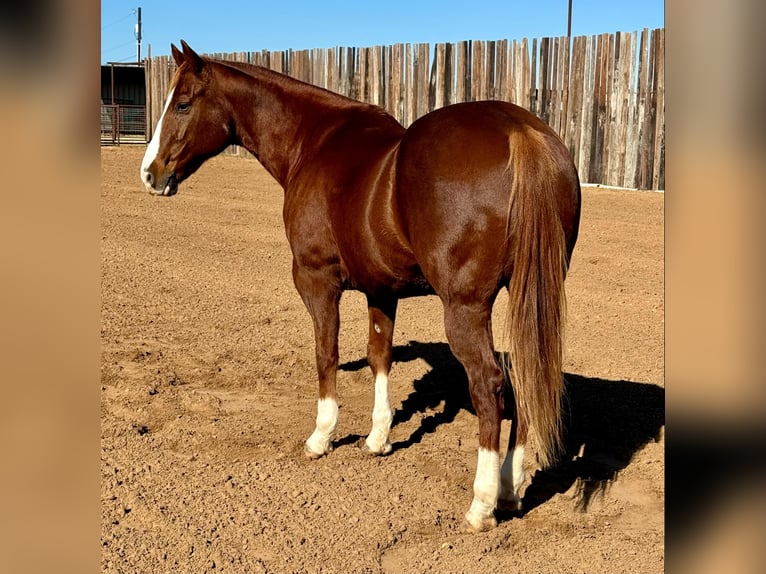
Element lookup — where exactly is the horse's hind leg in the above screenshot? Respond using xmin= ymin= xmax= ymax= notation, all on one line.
xmin=363 ymin=297 xmax=398 ymax=455
xmin=499 ymin=412 xmax=528 ymax=512
xmin=443 ymin=302 xmax=505 ymax=532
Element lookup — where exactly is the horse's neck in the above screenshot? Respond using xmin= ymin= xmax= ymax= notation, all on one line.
xmin=220 ymin=63 xmax=356 ymax=187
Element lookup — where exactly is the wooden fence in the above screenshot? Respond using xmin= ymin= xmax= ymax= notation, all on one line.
xmin=145 ymin=28 xmax=664 ymax=189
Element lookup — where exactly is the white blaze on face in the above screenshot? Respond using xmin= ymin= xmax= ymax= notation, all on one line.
xmin=140 ymin=86 xmax=175 ymax=191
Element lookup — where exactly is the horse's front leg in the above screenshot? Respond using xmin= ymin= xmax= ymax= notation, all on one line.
xmin=293 ymin=262 xmax=342 ymax=459
xmin=363 ymin=297 xmax=398 ymax=455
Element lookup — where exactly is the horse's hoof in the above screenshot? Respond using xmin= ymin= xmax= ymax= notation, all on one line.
xmin=304 ymin=442 xmax=331 ymax=460
xmin=362 ymin=438 xmax=392 ymax=456
xmin=462 ymin=514 xmax=497 ymax=533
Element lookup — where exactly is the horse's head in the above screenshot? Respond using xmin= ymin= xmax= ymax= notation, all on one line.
xmin=140 ymin=40 xmax=232 ymax=196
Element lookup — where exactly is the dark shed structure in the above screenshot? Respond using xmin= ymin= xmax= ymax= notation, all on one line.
xmin=101 ymin=62 xmax=147 ymax=143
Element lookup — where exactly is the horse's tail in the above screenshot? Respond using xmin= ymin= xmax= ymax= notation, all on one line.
xmin=504 ymin=125 xmax=570 ymax=469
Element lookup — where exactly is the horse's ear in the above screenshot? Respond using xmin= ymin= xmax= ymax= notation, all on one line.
xmin=171 ymin=43 xmax=183 ymax=67
xmin=180 ymin=39 xmax=205 ymax=74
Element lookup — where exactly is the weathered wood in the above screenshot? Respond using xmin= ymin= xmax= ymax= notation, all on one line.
xmin=457 ymin=40 xmax=469 ymax=104
xmin=143 ymin=29 xmax=665 ymax=187
xmin=579 ymin=35 xmax=594 ymax=180
xmin=559 ymin=36 xmax=571 ymax=145
xmin=566 ymin=36 xmax=584 ymax=167
xmin=444 ymin=42 xmax=454 ymax=106
xmin=530 ymin=38 xmax=538 ymax=114
xmin=496 ymin=39 xmax=508 ymax=102
xmin=652 ymin=28 xmax=665 ymax=190
xmin=636 ymin=28 xmax=654 ymax=189
xmin=391 ymin=44 xmax=403 ymax=121
xmin=472 ymin=40 xmax=484 ymax=101
xmin=624 ymin=31 xmax=639 ymax=188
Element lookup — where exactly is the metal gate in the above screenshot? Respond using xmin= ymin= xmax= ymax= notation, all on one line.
xmin=101 ymin=104 xmax=147 ymax=145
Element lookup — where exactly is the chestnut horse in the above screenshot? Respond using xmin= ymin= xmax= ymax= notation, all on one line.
xmin=141 ymin=41 xmax=581 ymax=531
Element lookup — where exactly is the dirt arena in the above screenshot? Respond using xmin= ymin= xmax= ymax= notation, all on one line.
xmin=101 ymin=145 xmax=664 ymax=573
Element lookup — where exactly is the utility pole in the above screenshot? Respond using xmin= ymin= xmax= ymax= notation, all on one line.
xmin=567 ymin=0 xmax=572 ymax=37
xmin=135 ymin=7 xmax=142 ymax=62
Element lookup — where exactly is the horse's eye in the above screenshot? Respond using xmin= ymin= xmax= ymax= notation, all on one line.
xmin=175 ymin=101 xmax=191 ymax=113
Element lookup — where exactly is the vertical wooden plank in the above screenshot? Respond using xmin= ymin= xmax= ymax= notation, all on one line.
xmin=290 ymin=49 xmax=299 ymax=82
xmin=646 ymin=29 xmax=660 ymax=190
xmin=540 ymin=37 xmax=550 ymax=123
xmin=652 ymin=28 xmax=665 ymax=189
xmin=405 ymin=43 xmax=414 ymax=126
xmin=504 ymin=38 xmax=512 ymax=102
xmin=305 ymin=48 xmax=312 ymax=85
xmin=550 ymin=37 xmax=561 ymax=133
xmin=600 ymin=33 xmax=615 ymax=185
xmin=636 ymin=29 xmax=651 ymax=189
xmin=579 ymin=35 xmax=594 ymax=179
xmin=338 ymin=47 xmax=345 ymax=97
xmin=327 ymin=47 xmax=336 ymax=93
xmin=611 ymin=30 xmax=622 ymax=185
xmin=419 ymin=43 xmax=430 ymax=117
xmin=379 ymin=45 xmax=386 ymax=107
xmin=456 ymin=40 xmax=469 ymax=104
xmin=522 ymin=38 xmax=531 ymax=111
xmin=513 ymin=39 xmax=525 ymax=107
xmin=624 ymin=31 xmax=640 ymax=187
xmin=472 ymin=40 xmax=483 ymax=101
xmin=344 ymin=47 xmax=354 ymax=99
xmin=618 ymin=32 xmax=632 ymax=185
xmin=594 ymin=33 xmax=606 ymax=183
xmin=434 ymin=43 xmax=445 ymax=109
xmin=385 ymin=45 xmax=394 ymax=114
xmin=518 ymin=39 xmax=528 ymax=108
xmin=565 ymin=36 xmax=583 ymax=162
xmin=382 ymin=45 xmax=390 ymax=114
xmin=366 ymin=46 xmax=374 ymax=103
xmin=315 ymin=49 xmax=323 ymax=89
xmin=321 ymin=48 xmax=328 ymax=88
xmin=391 ymin=43 xmax=403 ymax=123
xmin=337 ymin=47 xmax=345 ymax=95
xmin=495 ymin=39 xmax=507 ymax=101
xmin=444 ymin=42 xmax=455 ymax=106
xmin=609 ymin=32 xmax=626 ymax=185
xmin=559 ymin=35 xmax=571 ymax=144
xmin=413 ymin=42 xmax=421 ymax=119
xmin=371 ymin=45 xmax=381 ymax=106
xmin=411 ymin=43 xmax=421 ymax=119
xmin=486 ymin=40 xmax=496 ymax=99
xmin=358 ymin=47 xmax=367 ymax=102
xmin=509 ymin=40 xmax=517 ymax=104
xmin=428 ymin=46 xmax=437 ymax=111
xmin=530 ymin=38 xmax=538 ymax=113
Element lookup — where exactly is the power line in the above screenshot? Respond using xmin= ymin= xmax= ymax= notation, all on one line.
xmin=101 ymin=12 xmax=133 ymax=31
xmin=103 ymin=39 xmax=135 ymax=54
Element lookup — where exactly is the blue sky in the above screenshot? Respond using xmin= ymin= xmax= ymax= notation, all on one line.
xmin=101 ymin=0 xmax=664 ymax=65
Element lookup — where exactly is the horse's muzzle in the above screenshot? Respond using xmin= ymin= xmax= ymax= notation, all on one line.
xmin=143 ymin=170 xmax=178 ymax=197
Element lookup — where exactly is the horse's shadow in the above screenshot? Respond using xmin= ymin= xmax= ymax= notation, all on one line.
xmin=340 ymin=340 xmax=665 ymax=518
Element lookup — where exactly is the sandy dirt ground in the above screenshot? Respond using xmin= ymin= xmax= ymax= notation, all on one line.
xmin=101 ymin=145 xmax=664 ymax=573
